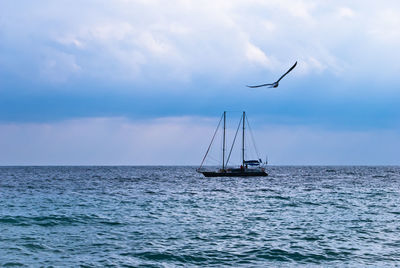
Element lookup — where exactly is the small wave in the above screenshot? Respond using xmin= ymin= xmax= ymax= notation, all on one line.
xmin=258 ymin=188 xmax=277 ymax=193
xmin=372 ymin=175 xmax=388 ymax=178
xmin=246 ymin=231 xmax=259 ymax=237
xmin=210 ymin=189 xmax=230 ymax=193
xmin=131 ymin=251 xmax=210 ymax=264
xmin=389 ymin=211 xmax=400 ymax=215
xmin=179 ymin=191 xmax=197 ymax=196
xmin=32 ymin=215 xmax=77 ymax=227
xmin=114 ymin=177 xmax=141 ymax=182
xmin=144 ymin=190 xmax=158 ymax=195
xmin=268 ymin=195 xmax=290 ymax=200
xmin=0 ymin=217 xmax=30 ymax=226
xmin=283 ymin=202 xmax=299 ymax=208
xmin=245 ymin=216 xmax=268 ymax=221
xmin=22 ymin=243 xmax=47 ymax=251
xmin=193 ymin=235 xmax=208 ymax=241
xmin=301 ymin=235 xmax=320 ymax=241
xmin=3 ymin=262 xmax=24 ymax=267
xmin=0 ymin=184 xmax=15 ymax=189
xmin=0 ymin=215 xmax=122 ymax=227
xmin=135 ymin=251 xmax=180 ymax=262
xmin=255 ymin=248 xmax=338 ymax=263
xmin=98 ymin=220 xmax=123 ymax=226
xmin=326 ymin=169 xmax=336 ymax=173
xmin=215 ymin=234 xmax=243 ymax=240
xmin=302 ymin=201 xmax=319 ymax=206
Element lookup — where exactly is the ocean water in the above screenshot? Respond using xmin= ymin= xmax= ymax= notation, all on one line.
xmin=1 ymin=166 xmax=400 ymax=267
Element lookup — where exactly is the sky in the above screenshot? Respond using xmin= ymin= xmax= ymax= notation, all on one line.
xmin=1 ymin=0 xmax=400 ymax=165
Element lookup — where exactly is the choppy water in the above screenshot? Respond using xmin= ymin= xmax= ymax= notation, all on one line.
xmin=1 ymin=166 xmax=400 ymax=267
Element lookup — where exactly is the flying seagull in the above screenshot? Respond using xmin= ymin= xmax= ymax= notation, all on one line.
xmin=247 ymin=61 xmax=297 ymax=88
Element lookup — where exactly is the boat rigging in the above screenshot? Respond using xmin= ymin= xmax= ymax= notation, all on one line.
xmin=197 ymin=111 xmax=268 ymax=177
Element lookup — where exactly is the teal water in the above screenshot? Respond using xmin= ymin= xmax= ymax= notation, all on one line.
xmin=1 ymin=166 xmax=400 ymax=267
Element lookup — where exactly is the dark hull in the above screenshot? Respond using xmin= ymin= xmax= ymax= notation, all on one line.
xmin=201 ymin=171 xmax=268 ymax=177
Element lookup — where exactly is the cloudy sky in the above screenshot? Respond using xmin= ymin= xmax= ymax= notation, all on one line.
xmin=1 ymin=0 xmax=400 ymax=165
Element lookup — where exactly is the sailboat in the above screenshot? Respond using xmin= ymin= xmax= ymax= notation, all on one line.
xmin=197 ymin=111 xmax=268 ymax=177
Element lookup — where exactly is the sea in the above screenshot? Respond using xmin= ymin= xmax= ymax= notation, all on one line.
xmin=1 ymin=166 xmax=400 ymax=267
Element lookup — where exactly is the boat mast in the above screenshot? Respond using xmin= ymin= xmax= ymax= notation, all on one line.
xmin=222 ymin=111 xmax=226 ymax=171
xmin=242 ymin=111 xmax=245 ymax=167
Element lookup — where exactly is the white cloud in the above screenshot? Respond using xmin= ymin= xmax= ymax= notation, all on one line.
xmin=2 ymin=0 xmax=400 ymax=92
xmin=369 ymin=9 xmax=400 ymax=43
xmin=245 ymin=42 xmax=271 ymax=67
xmin=56 ymin=36 xmax=84 ymax=48
xmin=0 ymin=0 xmax=336 ymax=83
xmin=338 ymin=7 xmax=355 ymax=19
xmin=261 ymin=20 xmax=276 ymax=33
xmin=90 ymin=22 xmax=134 ymax=41
xmin=275 ymin=0 xmax=316 ymax=21
xmin=138 ymin=32 xmax=173 ymax=56
xmin=39 ymin=49 xmax=82 ymax=83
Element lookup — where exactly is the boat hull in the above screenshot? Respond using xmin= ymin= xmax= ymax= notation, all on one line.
xmin=200 ymin=171 xmax=268 ymax=177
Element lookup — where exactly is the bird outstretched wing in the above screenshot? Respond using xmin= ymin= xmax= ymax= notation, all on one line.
xmin=246 ymin=83 xmax=275 ymax=88
xmin=246 ymin=61 xmax=297 ymax=88
xmin=276 ymin=61 xmax=297 ymax=83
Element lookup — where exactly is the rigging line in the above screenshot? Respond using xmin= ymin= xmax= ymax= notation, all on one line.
xmin=246 ymin=117 xmax=261 ymax=160
xmin=199 ymin=113 xmax=224 ymax=170
xmin=206 ymin=156 xmax=220 ymax=164
xmin=225 ymin=116 xmax=242 ymax=167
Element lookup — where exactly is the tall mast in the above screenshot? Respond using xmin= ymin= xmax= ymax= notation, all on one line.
xmin=242 ymin=111 xmax=245 ymax=167
xmin=222 ymin=111 xmax=226 ymax=170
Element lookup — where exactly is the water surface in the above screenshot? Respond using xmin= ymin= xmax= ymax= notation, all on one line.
xmin=1 ymin=166 xmax=400 ymax=266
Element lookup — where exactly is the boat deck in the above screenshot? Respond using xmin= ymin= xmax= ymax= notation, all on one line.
xmin=201 ymin=170 xmax=268 ymax=177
